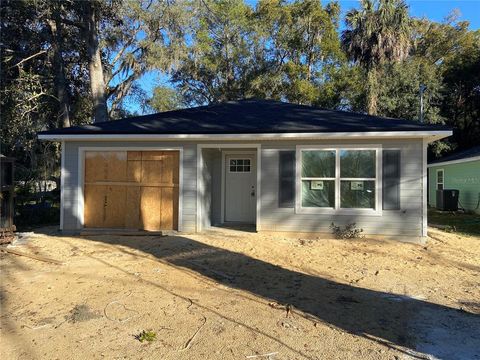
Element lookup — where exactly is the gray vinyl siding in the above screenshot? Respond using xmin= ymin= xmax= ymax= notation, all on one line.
xmin=200 ymin=149 xmax=222 ymax=228
xmin=61 ymin=138 xmax=425 ymax=240
xmin=259 ymin=139 xmax=424 ymax=239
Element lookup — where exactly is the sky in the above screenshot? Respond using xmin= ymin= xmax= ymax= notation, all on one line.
xmin=334 ymin=0 xmax=480 ymax=28
xmin=127 ymin=0 xmax=480 ymax=114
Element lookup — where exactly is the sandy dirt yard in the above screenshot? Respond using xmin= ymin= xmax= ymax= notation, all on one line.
xmin=1 ymin=227 xmax=479 ymax=360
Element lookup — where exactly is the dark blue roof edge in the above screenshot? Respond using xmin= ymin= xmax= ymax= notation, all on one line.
xmin=39 ymin=127 xmax=451 ymax=136
xmin=37 ymin=99 xmax=453 ymax=136
xmin=429 ymin=146 xmax=480 ymax=165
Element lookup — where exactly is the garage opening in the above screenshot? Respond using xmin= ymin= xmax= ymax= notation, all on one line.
xmin=83 ymin=151 xmax=179 ymax=230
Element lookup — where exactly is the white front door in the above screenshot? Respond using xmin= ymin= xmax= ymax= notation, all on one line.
xmin=224 ymin=154 xmax=256 ymax=223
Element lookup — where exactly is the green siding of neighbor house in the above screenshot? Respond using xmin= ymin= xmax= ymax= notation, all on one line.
xmin=428 ymin=160 xmax=480 ymax=214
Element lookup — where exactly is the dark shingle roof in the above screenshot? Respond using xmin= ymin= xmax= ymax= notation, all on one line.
xmin=429 ymin=146 xmax=480 ymax=165
xmin=38 ymin=99 xmax=450 ymax=136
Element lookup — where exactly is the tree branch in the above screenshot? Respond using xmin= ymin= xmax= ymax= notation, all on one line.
xmin=9 ymin=50 xmax=48 ymax=69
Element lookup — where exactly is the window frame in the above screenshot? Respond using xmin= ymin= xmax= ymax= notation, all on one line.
xmin=295 ymin=145 xmax=382 ymax=215
xmin=228 ymin=157 xmax=252 ymax=173
xmin=436 ymin=168 xmax=444 ymax=190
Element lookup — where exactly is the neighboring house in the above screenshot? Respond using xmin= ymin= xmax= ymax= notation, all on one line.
xmin=38 ymin=99 xmax=451 ymax=242
xmin=428 ymin=146 xmax=480 ymax=214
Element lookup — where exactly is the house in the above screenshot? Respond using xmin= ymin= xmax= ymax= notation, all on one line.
xmin=38 ymin=99 xmax=452 ymax=242
xmin=428 ymin=146 xmax=480 ymax=214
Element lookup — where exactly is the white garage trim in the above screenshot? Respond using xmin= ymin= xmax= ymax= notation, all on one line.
xmin=422 ymin=138 xmax=428 ymax=238
xmin=77 ymin=146 xmax=184 ymax=231
xmin=60 ymin=141 xmax=65 ymax=230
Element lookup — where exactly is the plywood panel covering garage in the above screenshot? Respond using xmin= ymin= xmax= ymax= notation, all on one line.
xmin=84 ymin=151 xmax=179 ymax=230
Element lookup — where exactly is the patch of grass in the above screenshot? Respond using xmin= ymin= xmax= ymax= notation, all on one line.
xmin=428 ymin=208 xmax=480 ymax=236
xmin=135 ymin=330 xmax=157 ymax=343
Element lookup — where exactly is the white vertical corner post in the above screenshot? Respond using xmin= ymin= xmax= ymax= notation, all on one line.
xmin=196 ymin=144 xmax=204 ymax=233
xmin=60 ymin=141 xmax=65 ymax=231
xmin=422 ymin=138 xmax=428 ymax=238
xmin=196 ymin=144 xmax=262 ymax=233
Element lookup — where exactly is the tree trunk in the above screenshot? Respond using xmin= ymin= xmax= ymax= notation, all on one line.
xmin=47 ymin=3 xmax=70 ymax=128
xmin=366 ymin=67 xmax=378 ymax=115
xmin=83 ymin=1 xmax=108 ymax=123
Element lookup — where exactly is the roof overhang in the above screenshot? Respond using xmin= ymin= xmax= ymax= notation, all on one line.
xmin=427 ymin=155 xmax=480 ymax=167
xmin=38 ymin=130 xmax=452 ymax=142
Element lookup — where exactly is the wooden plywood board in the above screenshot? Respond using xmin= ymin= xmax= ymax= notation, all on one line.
xmin=125 ymin=187 xmax=141 ymax=229
xmin=160 ymin=187 xmax=173 ymax=229
xmin=84 ymin=150 xmax=179 ymax=231
xmin=161 ymin=152 xmax=172 ymax=184
xmin=141 ymin=159 xmax=163 ymax=184
xmin=85 ymin=152 xmax=105 ymax=183
xmin=105 ymin=152 xmax=127 ymax=182
xmin=127 ymin=151 xmax=142 ymax=160
xmin=84 ymin=184 xmax=106 ymax=228
xmin=85 ymin=151 xmax=128 ymax=183
xmin=127 ymin=160 xmax=142 ymax=183
xmin=140 ymin=187 xmax=161 ymax=230
xmin=103 ymin=185 xmax=127 ymax=228
xmin=171 ymin=151 xmax=180 ymax=184
xmin=141 ymin=151 xmax=165 ymax=161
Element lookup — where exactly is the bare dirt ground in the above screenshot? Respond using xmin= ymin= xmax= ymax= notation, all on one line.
xmin=1 ymin=227 xmax=479 ymax=360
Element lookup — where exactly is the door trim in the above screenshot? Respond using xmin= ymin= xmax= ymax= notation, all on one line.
xmin=196 ymin=144 xmax=261 ymax=233
xmin=77 ymin=146 xmax=184 ymax=231
xmin=221 ymin=150 xmax=257 ymax=224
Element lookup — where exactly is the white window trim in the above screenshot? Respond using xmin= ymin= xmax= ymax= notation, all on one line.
xmin=436 ymin=168 xmax=444 ymax=190
xmin=295 ymin=144 xmax=383 ymax=216
xmin=77 ymin=146 xmax=184 ymax=231
xmin=227 ymin=157 xmax=252 ymax=173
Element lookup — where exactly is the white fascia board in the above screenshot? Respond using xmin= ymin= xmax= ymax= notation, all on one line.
xmin=427 ymin=155 xmax=480 ymax=168
xmin=38 ymin=130 xmax=452 ymax=142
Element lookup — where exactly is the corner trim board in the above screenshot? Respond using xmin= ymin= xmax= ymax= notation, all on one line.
xmin=422 ymin=138 xmax=428 ymax=237
xmin=60 ymin=141 xmax=65 ymax=230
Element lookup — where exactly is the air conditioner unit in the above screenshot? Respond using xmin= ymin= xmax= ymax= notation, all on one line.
xmin=436 ymin=189 xmax=459 ymax=211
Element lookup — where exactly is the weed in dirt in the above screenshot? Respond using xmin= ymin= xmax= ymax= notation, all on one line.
xmin=135 ymin=330 xmax=157 ymax=343
xmin=330 ymin=222 xmax=363 ymax=239
xmin=298 ymin=238 xmax=314 ymax=246
xmin=66 ymin=304 xmax=101 ymax=323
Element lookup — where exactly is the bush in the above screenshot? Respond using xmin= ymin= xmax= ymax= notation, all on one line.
xmin=15 ymin=201 xmax=59 ymax=230
xmin=330 ymin=222 xmax=363 ymax=239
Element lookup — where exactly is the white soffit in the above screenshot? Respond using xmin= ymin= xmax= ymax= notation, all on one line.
xmin=39 ymin=130 xmax=452 ymax=142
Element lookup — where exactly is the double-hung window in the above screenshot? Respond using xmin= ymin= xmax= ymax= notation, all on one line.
xmin=297 ymin=146 xmax=381 ymax=214
xmin=436 ymin=169 xmax=444 ymax=190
